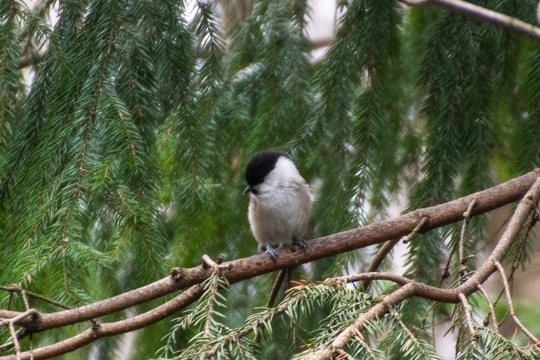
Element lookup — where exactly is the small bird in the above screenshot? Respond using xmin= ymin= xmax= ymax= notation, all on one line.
xmin=244 ymin=150 xmax=312 ymax=259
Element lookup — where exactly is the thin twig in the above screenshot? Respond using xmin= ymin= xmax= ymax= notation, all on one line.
xmin=364 ymin=238 xmax=400 ymax=274
xmin=8 ymin=323 xmax=20 ymax=360
xmin=476 ymin=284 xmax=498 ymax=332
xmin=254 ymin=268 xmax=289 ymax=343
xmin=362 ymin=217 xmax=427 ymax=290
xmin=440 ymin=239 xmax=458 ymax=286
xmin=494 ymin=261 xmax=539 ymax=345
xmin=402 ymin=217 xmax=428 ymax=244
xmin=0 ymin=286 xmax=70 ymax=310
xmin=392 ymin=310 xmax=431 ymax=358
xmin=20 ymin=292 xmax=30 ymax=312
xmin=327 ymin=272 xmax=412 ymax=287
xmin=0 ymin=310 xmax=39 ymax=360
xmin=352 ymin=327 xmax=376 ymax=357
xmin=266 ymin=269 xmax=287 ymax=308
xmin=458 ymin=293 xmax=476 ymax=342
xmin=491 ymin=211 xmax=537 ymax=326
xmin=202 ymin=254 xmax=217 ymax=268
xmin=0 ymin=309 xmax=39 ymax=326
xmin=458 ymin=199 xmax=477 ymax=280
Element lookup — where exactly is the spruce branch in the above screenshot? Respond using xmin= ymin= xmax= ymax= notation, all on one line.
xmin=174 ymin=280 xmax=365 ymax=359
xmin=301 ymin=283 xmax=418 ymax=360
xmin=170 ymin=265 xmax=232 ymax=359
xmin=0 ymin=171 xmax=539 ymax=359
xmin=391 ymin=310 xmax=433 ymax=359
xmin=3 ymin=1 xmax=540 ymax=358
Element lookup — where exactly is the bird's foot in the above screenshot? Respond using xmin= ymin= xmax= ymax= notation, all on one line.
xmin=265 ymin=243 xmax=278 ymax=259
xmin=292 ymin=237 xmax=307 ymax=251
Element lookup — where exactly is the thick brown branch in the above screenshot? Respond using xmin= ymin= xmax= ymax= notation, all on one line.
xmin=455 ymin=177 xmax=540 ymax=296
xmin=0 ymin=171 xmax=539 ymax=359
xmin=2 ymin=172 xmax=539 ymax=328
xmin=1 ymin=285 xmax=205 ymax=360
xmin=3 ymin=170 xmax=537 ymax=331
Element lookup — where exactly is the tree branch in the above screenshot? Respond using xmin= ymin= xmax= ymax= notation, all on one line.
xmin=404 ymin=0 xmax=540 ymax=40
xmin=0 ymin=286 xmax=205 ymax=360
xmin=303 ymin=175 xmax=540 ymax=359
xmin=494 ymin=261 xmax=539 ymax=344
xmin=458 ymin=292 xmax=477 ymax=341
xmin=0 ymin=285 xmax=70 ymax=310
xmin=477 ymin=284 xmax=498 ymax=331
xmin=1 ymin=170 xmax=539 ymax=359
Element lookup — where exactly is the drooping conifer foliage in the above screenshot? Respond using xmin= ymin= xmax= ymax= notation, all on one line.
xmin=1 ymin=0 xmax=540 ymax=358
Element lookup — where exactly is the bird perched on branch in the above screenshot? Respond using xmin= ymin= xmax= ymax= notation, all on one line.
xmin=244 ymin=150 xmax=312 ymax=259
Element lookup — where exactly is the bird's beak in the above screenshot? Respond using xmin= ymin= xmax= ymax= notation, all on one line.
xmin=243 ymin=186 xmax=251 ymax=195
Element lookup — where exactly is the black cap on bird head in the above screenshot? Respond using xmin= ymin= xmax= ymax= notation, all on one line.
xmin=244 ymin=150 xmax=284 ymax=194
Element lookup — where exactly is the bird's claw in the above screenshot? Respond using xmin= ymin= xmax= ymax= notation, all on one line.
xmin=292 ymin=237 xmax=307 ymax=251
xmin=266 ymin=244 xmax=278 ymax=259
